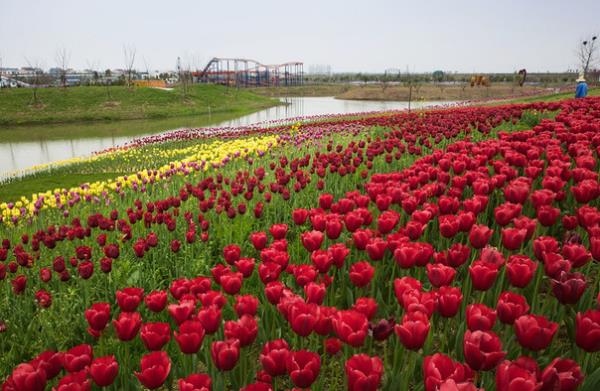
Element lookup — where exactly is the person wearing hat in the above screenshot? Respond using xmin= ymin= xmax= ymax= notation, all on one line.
xmin=575 ymin=74 xmax=588 ymax=98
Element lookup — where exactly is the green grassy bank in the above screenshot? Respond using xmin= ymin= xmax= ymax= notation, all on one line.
xmin=0 ymin=84 xmax=279 ymax=127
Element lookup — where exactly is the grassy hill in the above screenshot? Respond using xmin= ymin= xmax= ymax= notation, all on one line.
xmin=0 ymin=84 xmax=279 ymax=126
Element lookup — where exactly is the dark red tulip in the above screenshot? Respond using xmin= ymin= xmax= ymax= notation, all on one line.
xmin=178 ymin=373 xmax=212 ymax=391
xmin=304 ymin=282 xmax=326 ymax=305
xmin=140 ymin=322 xmax=171 ymax=351
xmin=286 ymin=350 xmax=321 ymax=388
xmin=514 ymin=314 xmax=558 ymax=351
xmin=135 ymin=351 xmax=171 ymax=389
xmin=89 ymin=355 xmax=119 ymax=387
xmin=345 ymin=354 xmax=384 ymax=391
xmin=463 ymin=330 xmax=506 ymax=371
xmin=370 ymin=318 xmax=395 ymax=341
xmin=551 ymin=271 xmax=586 ymax=305
xmin=497 ymin=291 xmax=530 ymax=325
xmin=220 ymin=271 xmax=243 ymax=295
xmin=211 ymin=339 xmax=240 ymax=371
xmin=11 ymin=275 xmax=26 ymax=294
xmin=113 ymin=311 xmax=142 ymax=341
xmin=575 ymin=309 xmax=600 ymax=352
xmin=259 ymin=339 xmax=290 ymax=377
xmin=35 ymin=289 xmax=52 ymax=308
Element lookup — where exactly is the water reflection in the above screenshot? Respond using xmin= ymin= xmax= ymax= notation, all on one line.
xmin=0 ymin=97 xmax=454 ymax=177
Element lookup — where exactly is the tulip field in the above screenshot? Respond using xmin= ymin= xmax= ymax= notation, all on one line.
xmin=2 ymin=96 xmax=600 ymax=390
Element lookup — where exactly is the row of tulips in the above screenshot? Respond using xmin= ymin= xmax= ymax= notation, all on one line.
xmin=2 ymin=97 xmax=600 ymax=389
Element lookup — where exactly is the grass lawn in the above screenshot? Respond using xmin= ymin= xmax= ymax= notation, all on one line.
xmin=0 ymin=84 xmax=279 ymax=126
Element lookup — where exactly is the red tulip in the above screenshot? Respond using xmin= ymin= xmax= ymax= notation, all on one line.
xmin=469 ymin=224 xmax=494 ymax=249
xmin=292 ymin=208 xmax=309 ymax=225
xmin=501 ymin=228 xmax=528 ymax=251
xmin=329 ymin=243 xmax=350 ymax=268
xmin=220 ymin=271 xmax=243 ymax=295
xmin=497 ymin=291 xmax=530 ymax=325
xmin=286 ymin=350 xmax=321 ymax=388
xmin=33 ymin=290 xmax=52 ymax=309
xmin=168 ymin=299 xmax=196 ymax=325
xmin=463 ymin=330 xmax=506 ymax=371
xmin=304 ymin=282 xmax=326 ymax=305
xmin=575 ymin=309 xmax=600 ymax=352
xmin=113 ymin=311 xmax=142 ymax=341
xmin=466 ymin=303 xmax=496 ymax=331
xmin=506 ymin=255 xmax=537 ymax=288
xmin=288 ymin=301 xmax=319 ymax=337
xmin=90 ymin=355 xmax=119 ymax=387
xmin=269 ymin=223 xmax=288 ymax=239
xmin=345 ymin=354 xmax=384 ymax=391
xmin=259 ymin=339 xmax=290 ymax=377
xmin=325 ymin=337 xmax=343 ymax=355
xmin=333 ymin=309 xmax=369 ymax=347
xmin=197 ymin=305 xmax=222 ymax=334
xmin=30 ymin=350 xmax=62 ymax=380
xmin=234 ymin=295 xmax=259 ymax=317
xmin=223 ymin=244 xmax=241 ymax=265
xmin=370 ymin=318 xmax=395 ymax=341
xmin=427 ymin=263 xmax=456 ymax=287
xmin=175 ymin=320 xmax=206 ymax=354
xmin=301 ymin=230 xmax=324 ymax=252
xmin=496 ymin=357 xmax=541 ymax=391
xmin=423 ymin=353 xmax=474 ymax=391
xmin=311 ymin=250 xmax=333 ymax=273
xmin=54 ymin=371 xmax=91 ymax=391
xmin=540 ymin=358 xmax=583 ymax=391
xmin=395 ymin=311 xmax=430 ymax=350
xmin=250 ymin=232 xmax=268 ymax=250
xmin=469 ymin=260 xmax=499 ymax=291
xmin=62 ymin=344 xmax=93 ymax=373
xmin=85 ymin=302 xmax=110 ymax=333
xmin=349 ymin=261 xmax=375 ymax=287
xmin=178 ymin=373 xmax=212 ymax=391
xmin=224 ymin=314 xmax=258 ymax=347
xmin=140 ymin=322 xmax=171 ymax=351
xmin=514 ymin=314 xmax=558 ymax=351
xmin=144 ymin=290 xmax=168 ymax=313
xmin=8 ymin=363 xmax=47 ymax=391
xmin=135 ymin=351 xmax=171 ymax=389
xmin=115 ymin=287 xmax=144 ymax=312
xmin=211 ymin=339 xmax=240 ymax=371
xmin=437 ymin=286 xmax=463 ymax=318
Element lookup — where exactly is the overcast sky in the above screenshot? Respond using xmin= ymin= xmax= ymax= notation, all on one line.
xmin=1 ymin=0 xmax=599 ymax=73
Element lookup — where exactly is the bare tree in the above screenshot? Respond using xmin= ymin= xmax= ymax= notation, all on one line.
xmin=55 ymin=47 xmax=71 ymax=88
xmin=577 ymin=35 xmax=598 ymax=78
xmin=24 ymin=57 xmax=44 ymax=105
xmin=123 ymin=44 xmax=137 ymax=88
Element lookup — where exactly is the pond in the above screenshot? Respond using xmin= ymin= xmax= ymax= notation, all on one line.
xmin=0 ymin=97 xmax=456 ymax=178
